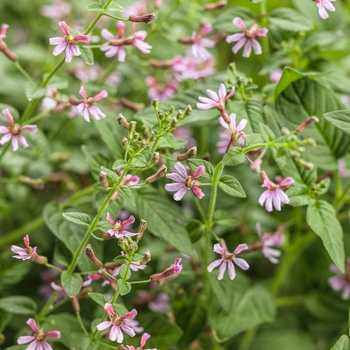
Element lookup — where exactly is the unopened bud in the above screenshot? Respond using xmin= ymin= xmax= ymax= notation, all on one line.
xmin=259 ymin=171 xmax=268 ymax=183
xmin=72 ymin=297 xmax=80 ymax=313
xmin=147 ymin=152 xmax=160 ymax=167
xmin=85 ymin=244 xmax=103 ymax=267
xmin=128 ymin=13 xmax=155 ymax=23
xmin=119 ymin=97 xmax=145 ymax=111
xmin=205 ymin=0 xmax=227 ymax=10
xmin=183 ymin=105 xmax=192 ymax=118
xmin=177 ymin=146 xmax=197 ymax=161
xmin=69 ymin=96 xmax=84 ymax=105
xmin=99 ymin=171 xmax=109 ymax=189
xmin=297 ymin=159 xmax=315 ymax=171
xmin=296 ymin=116 xmax=319 ymax=132
xmin=152 ymin=99 xmax=159 ymax=112
xmin=297 ymin=147 xmax=305 ymax=153
xmin=290 ymin=150 xmax=301 ymax=159
xmin=19 ymin=176 xmax=44 ymax=190
xmin=237 ymin=76 xmax=244 ymax=87
xmin=281 ymin=127 xmax=291 ymax=136
xmin=137 ymin=219 xmax=147 ymax=241
xmin=170 ymin=117 xmax=178 ymax=128
xmin=117 ymin=114 xmax=129 ymax=129
xmin=122 ymin=137 xmax=128 ymax=147
xmin=133 ymin=132 xmax=141 ymax=141
xmin=103 ymin=232 xmax=114 ymax=240
xmin=168 ymin=106 xmax=175 ymax=114
xmin=145 ymin=165 xmax=167 ymax=183
xmin=158 ymin=110 xmax=165 ymax=120
xmin=149 ymin=132 xmax=157 ymax=142
xmin=118 ymin=346 xmax=128 ymax=350
xmin=303 ymin=138 xmax=316 ymax=147
xmin=32 ymin=254 xmax=48 ymax=265
xmin=150 ymin=258 xmax=182 ymax=281
xmin=140 ymin=250 xmax=151 ymax=264
xmin=0 ymin=42 xmax=17 ymax=61
xmin=176 ymin=110 xmax=183 ymax=120
xmin=128 ymin=121 xmax=137 ymax=140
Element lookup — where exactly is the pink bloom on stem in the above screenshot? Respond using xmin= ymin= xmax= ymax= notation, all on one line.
xmin=76 ymin=86 xmax=108 ymax=123
xmin=208 ymin=243 xmax=249 ymax=280
xmin=127 ymin=333 xmax=156 ymax=350
xmin=217 ymin=113 xmax=248 ymax=154
xmin=270 ymin=68 xmax=283 ymax=83
xmin=40 ymin=0 xmax=72 ymax=20
xmin=150 ymin=258 xmax=183 ymax=281
xmin=111 ymin=170 xmax=140 ymax=201
xmin=314 ymin=0 xmax=336 ymax=19
xmin=96 ymin=303 xmax=138 ymax=343
xmin=328 ymin=258 xmax=350 ymax=300
xmin=197 ymin=83 xmax=234 ymax=110
xmin=101 ymin=21 xmax=127 ymax=62
xmin=17 ymin=318 xmax=60 ymax=349
xmin=190 ymin=24 xmax=215 ymax=60
xmin=132 ymin=23 xmax=152 ymax=54
xmin=0 ymin=109 xmax=37 ymax=151
xmin=106 ymin=213 xmax=138 ymax=238
xmin=145 ymin=76 xmax=178 ymax=101
xmin=258 ymin=172 xmax=294 ymax=212
xmin=0 ymin=24 xmax=9 ymax=40
xmin=11 ymin=234 xmax=37 ymax=260
xmin=49 ymin=21 xmax=89 ymax=62
xmin=165 ymin=162 xmax=205 ymax=201
xmin=226 ymin=17 xmax=268 ymax=58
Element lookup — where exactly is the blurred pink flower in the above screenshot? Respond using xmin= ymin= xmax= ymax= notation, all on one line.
xmin=124 ymin=0 xmax=148 ymax=17
xmin=106 ymin=213 xmax=138 ymax=238
xmin=40 ymin=0 xmax=72 ymax=20
xmin=270 ymin=68 xmax=283 ymax=83
xmin=150 ymin=258 xmax=183 ymax=281
xmin=258 ymin=172 xmax=294 ymax=212
xmin=76 ymin=86 xmax=108 ymax=122
xmin=165 ymin=162 xmax=205 ymax=201
xmin=17 ymin=318 xmax=60 ymax=349
xmin=145 ymin=76 xmax=178 ymax=101
xmin=138 ymin=290 xmax=170 ymax=313
xmin=127 ymin=333 xmax=156 ymax=350
xmin=0 ymin=24 xmax=9 ymax=40
xmin=111 ymin=170 xmax=140 ymax=201
xmin=0 ymin=109 xmax=37 ymax=151
xmin=96 ymin=303 xmax=138 ymax=343
xmin=132 ymin=23 xmax=152 ymax=54
xmin=338 ymin=158 xmax=350 ymax=178
xmin=314 ymin=0 xmax=336 ymax=19
xmin=208 ymin=243 xmax=249 ymax=280
xmin=101 ymin=22 xmax=127 ymax=61
xmin=226 ymin=17 xmax=268 ymax=58
xmin=190 ymin=24 xmax=215 ymax=60
xmin=49 ymin=21 xmax=89 ymax=62
xmin=328 ymin=258 xmax=350 ymax=299
xmin=11 ymin=235 xmax=37 ymax=260
xmin=74 ymin=61 xmax=102 ymax=82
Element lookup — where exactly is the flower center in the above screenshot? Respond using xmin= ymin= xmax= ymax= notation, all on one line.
xmin=244 ymin=30 xmax=255 ymax=39
xmin=85 ymin=98 xmax=94 ymax=107
xmin=64 ymin=34 xmax=75 ymax=45
xmin=111 ymin=314 xmax=123 ymax=326
xmin=34 ymin=330 xmax=46 ymax=342
xmin=223 ymin=252 xmax=234 ymax=262
xmin=9 ymin=123 xmax=21 ymax=135
xmin=113 ymin=221 xmax=122 ymax=232
xmin=184 ymin=176 xmax=194 ymax=188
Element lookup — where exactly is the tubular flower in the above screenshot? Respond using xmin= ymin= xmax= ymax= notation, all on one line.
xmin=101 ymin=21 xmax=127 ymax=61
xmin=127 ymin=333 xmax=156 ymax=350
xmin=0 ymin=23 xmax=9 ymax=40
xmin=49 ymin=21 xmax=89 ymax=62
xmin=226 ymin=17 xmax=268 ymax=58
xmin=76 ymin=86 xmax=108 ymax=123
xmin=0 ymin=109 xmax=37 ymax=151
xmin=150 ymin=258 xmax=183 ymax=281
xmin=328 ymin=258 xmax=350 ymax=300
xmin=11 ymin=235 xmax=37 ymax=261
xmin=313 ymin=0 xmax=336 ymax=19
xmin=96 ymin=303 xmax=138 ymax=343
xmin=258 ymin=172 xmax=294 ymax=212
xmin=165 ymin=162 xmax=205 ymax=201
xmin=208 ymin=243 xmax=249 ymax=280
xmin=106 ymin=213 xmax=138 ymax=238
xmin=17 ymin=318 xmax=60 ymax=349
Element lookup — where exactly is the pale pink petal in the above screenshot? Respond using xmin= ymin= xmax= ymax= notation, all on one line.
xmin=52 ymin=42 xmax=67 ymax=56
xmin=83 ymin=108 xmax=90 ymax=122
xmin=166 ymin=173 xmax=185 ymax=182
xmin=165 ymin=183 xmax=185 ymax=191
xmin=279 ymin=177 xmax=295 ymax=186
xmin=226 ymin=33 xmax=245 ymax=43
xmin=27 ymin=341 xmax=38 ymax=350
xmin=58 ymin=21 xmax=69 ymax=35
xmin=89 ymin=106 xmax=106 ymax=120
xmin=75 ymin=35 xmax=89 ymax=43
xmin=213 ymin=243 xmax=225 ymax=255
xmin=101 ymin=28 xmax=115 ymax=40
xmin=227 ymin=261 xmax=236 ymax=280
xmin=233 ymin=257 xmax=249 ymax=270
xmin=117 ymin=47 xmax=126 ymax=62
xmin=251 ymin=39 xmax=262 ymax=55
xmin=104 ymin=303 xmax=115 ymax=317
xmin=174 ymin=162 xmax=188 ymax=178
xmin=243 ymin=40 xmax=252 ymax=57
xmin=65 ymin=45 xmax=74 ymax=62
xmin=27 ymin=318 xmax=39 ymax=332
xmin=232 ymin=38 xmax=247 ymax=54
xmin=122 ymin=215 xmax=135 ymax=227
xmin=0 ymin=126 xmax=9 ymax=133
xmin=96 ymin=321 xmax=112 ymax=331
xmin=192 ymin=186 xmax=205 ymax=199
xmin=193 ymin=165 xmax=205 ymax=179
xmin=253 ymin=28 xmax=268 ymax=36
xmin=341 ymin=285 xmax=350 ymax=300
xmin=11 ymin=136 xmax=19 ymax=151
xmin=236 ymin=118 xmax=248 ymax=131
xmin=206 ymin=89 xmax=219 ymax=102
xmin=173 ymin=187 xmax=188 ymax=201
xmin=218 ymin=261 xmax=227 ymax=280
xmin=272 ymin=192 xmax=282 ymax=211
xmin=49 ymin=37 xmax=65 ymax=45
xmin=21 ymin=125 xmax=37 ymax=133
xmin=208 ymin=259 xmax=222 ymax=272
xmin=318 ymin=5 xmax=329 ymax=19
xmin=218 ymin=84 xmax=227 ymax=100
xmin=106 ymin=212 xmax=115 ymax=225
xmin=17 ymin=336 xmax=35 ymax=344
xmin=234 ymin=243 xmax=248 ymax=254
xmin=121 ymin=324 xmax=136 ymax=337
xmin=17 ymin=135 xmax=29 ymax=148
xmin=109 ymin=325 xmax=121 ymax=342
xmin=140 ymin=333 xmax=151 ymax=347
xmin=233 ymin=17 xmax=246 ymax=31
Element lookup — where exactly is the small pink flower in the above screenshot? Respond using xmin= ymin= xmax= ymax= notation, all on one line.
xmin=76 ymin=86 xmax=108 ymax=122
xmin=0 ymin=24 xmax=9 ymax=41
xmin=132 ymin=23 xmax=152 ymax=54
xmin=138 ymin=290 xmax=170 ymax=313
xmin=338 ymin=158 xmax=350 ymax=178
xmin=190 ymin=24 xmax=215 ymax=60
xmin=101 ymin=21 xmax=127 ymax=62
xmin=96 ymin=303 xmax=138 ymax=343
xmin=165 ymin=162 xmax=205 ymax=201
xmin=258 ymin=172 xmax=294 ymax=212
xmin=314 ymin=0 xmax=336 ymax=19
xmin=106 ymin=213 xmax=138 ymax=238
xmin=127 ymin=333 xmax=156 ymax=350
xmin=270 ymin=68 xmax=283 ymax=83
xmin=217 ymin=113 xmax=248 ymax=154
xmin=197 ymin=83 xmax=234 ymax=110
xmin=74 ymin=61 xmax=102 ymax=82
xmin=111 ymin=170 xmax=140 ymax=201
xmin=208 ymin=243 xmax=249 ymax=280
xmin=11 ymin=235 xmax=37 ymax=260
xmin=150 ymin=258 xmax=183 ymax=281
xmin=145 ymin=76 xmax=178 ymax=101
xmin=0 ymin=109 xmax=37 ymax=151
xmin=40 ymin=0 xmax=72 ymax=20
xmin=328 ymin=258 xmax=350 ymax=300
xmin=49 ymin=21 xmax=89 ymax=62
xmin=17 ymin=318 xmax=60 ymax=349
xmin=226 ymin=17 xmax=268 ymax=58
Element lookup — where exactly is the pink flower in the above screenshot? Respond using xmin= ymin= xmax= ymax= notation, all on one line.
xmin=101 ymin=22 xmax=127 ymax=61
xmin=257 ymin=224 xmax=285 ymax=264
xmin=132 ymin=23 xmax=152 ymax=54
xmin=328 ymin=258 xmax=350 ymax=300
xmin=11 ymin=234 xmax=37 ymax=260
xmin=150 ymin=258 xmax=183 ymax=281
xmin=138 ymin=290 xmax=170 ymax=313
xmin=106 ymin=213 xmax=138 ymax=238
xmin=165 ymin=162 xmax=205 ymax=201
xmin=258 ymin=172 xmax=294 ymax=212
xmin=314 ymin=0 xmax=336 ymax=19
xmin=17 ymin=318 xmax=60 ymax=349
xmin=96 ymin=303 xmax=138 ymax=343
xmin=111 ymin=171 xmax=140 ymax=201
xmin=208 ymin=243 xmax=249 ymax=280
xmin=338 ymin=158 xmax=350 ymax=178
xmin=270 ymin=68 xmax=283 ymax=83
xmin=190 ymin=24 xmax=215 ymax=60
xmin=226 ymin=17 xmax=268 ymax=58
xmin=76 ymin=86 xmax=108 ymax=122
xmin=74 ymin=61 xmax=102 ymax=82
xmin=0 ymin=109 xmax=37 ymax=151
xmin=40 ymin=0 xmax=72 ymax=20
xmin=217 ymin=113 xmax=248 ymax=154
xmin=197 ymin=83 xmax=234 ymax=110
xmin=49 ymin=21 xmax=89 ymax=62
xmin=0 ymin=24 xmax=9 ymax=41
xmin=127 ymin=333 xmax=156 ymax=350
xmin=145 ymin=76 xmax=178 ymax=101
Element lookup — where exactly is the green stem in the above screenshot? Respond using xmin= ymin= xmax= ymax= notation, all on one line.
xmin=238 ymin=326 xmax=258 ymax=350
xmin=45 ymin=263 xmax=63 ymax=272
xmin=76 ymin=312 xmax=89 ymax=336
xmin=334 ymin=177 xmax=350 ymax=212
xmin=38 ymin=291 xmax=60 ymax=319
xmin=102 ymin=13 xmax=128 ymax=21
xmin=85 ymin=0 xmax=114 ymax=35
xmin=259 ymin=0 xmax=269 ymax=66
xmin=275 ymin=295 xmax=313 ymax=307
xmin=14 ymin=61 xmax=35 ymax=83
xmin=23 ymin=110 xmax=50 ymax=125
xmin=130 ymin=279 xmax=151 ymax=285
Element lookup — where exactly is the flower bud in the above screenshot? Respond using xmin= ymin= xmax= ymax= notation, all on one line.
xmin=69 ymin=96 xmax=84 ymax=105
xmin=118 ymin=346 xmax=128 ymax=350
xmin=150 ymin=258 xmax=182 ymax=281
xmin=85 ymin=244 xmax=103 ymax=267
xmin=168 ymin=106 xmax=175 ymax=114
xmin=140 ymin=250 xmax=151 ymax=265
xmin=118 ymin=114 xmax=129 ymax=129
xmin=0 ymin=41 xmax=17 ymax=61
xmin=170 ymin=117 xmax=178 ymax=128
xmin=137 ymin=219 xmax=147 ymax=241
xmin=122 ymin=137 xmax=128 ymax=148
xmin=128 ymin=13 xmax=155 ymax=23
xmin=183 ymin=105 xmax=192 ymax=119
xmin=104 ymin=262 xmax=121 ymax=269
xmin=32 ymin=254 xmax=48 ymax=265
xmin=281 ymin=127 xmax=291 ymax=136
xmin=128 ymin=121 xmax=137 ymax=140
xmin=158 ymin=110 xmax=166 ymax=120
xmin=176 ymin=146 xmax=197 ymax=161
xmin=19 ymin=176 xmax=44 ymax=190
xmin=259 ymin=171 xmax=268 ymax=183
xmin=99 ymin=171 xmax=109 ymax=189
xmin=118 ymin=236 xmax=138 ymax=254
xmin=296 ymin=116 xmax=319 ymax=132
xmin=145 ymin=165 xmax=167 ymax=183
xmin=204 ymin=0 xmax=227 ymax=10
xmin=297 ymin=159 xmax=315 ymax=171
xmin=147 ymin=152 xmax=160 ymax=167
xmin=176 ymin=110 xmax=183 ymax=120
xmin=152 ymin=99 xmax=159 ymax=112
xmin=303 ymin=138 xmax=316 ymax=146
xmin=133 ymin=132 xmax=141 ymax=141
xmin=72 ymin=297 xmax=80 ymax=313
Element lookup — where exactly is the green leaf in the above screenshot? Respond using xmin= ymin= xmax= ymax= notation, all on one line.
xmin=88 ymin=292 xmax=109 ymax=307
xmin=117 ymin=279 xmax=131 ymax=296
xmin=80 ymin=45 xmax=94 ymax=65
xmin=0 ymin=296 xmax=37 ymax=315
xmin=213 ymin=209 xmax=240 ymax=228
xmin=157 ymin=133 xmax=176 ymax=149
xmin=306 ymin=200 xmax=345 ymax=272
xmin=100 ymin=166 xmax=119 ymax=183
xmin=324 ymin=110 xmax=350 ymax=134
xmin=0 ymin=253 xmax=31 ymax=288
xmin=26 ymin=82 xmax=46 ymax=99
xmin=269 ymin=7 xmax=313 ymax=32
xmin=119 ymin=265 xmax=131 ymax=280
xmin=131 ymin=154 xmax=147 ymax=168
xmin=113 ymin=255 xmax=129 ymax=264
xmin=112 ymin=159 xmax=128 ymax=170
xmin=0 ymin=311 xmax=11 ymax=332
xmin=218 ymin=175 xmax=246 ymax=198
xmin=85 ymin=2 xmax=104 ymax=11
xmin=62 ymin=212 xmax=92 ymax=226
xmin=244 ymin=133 xmax=263 ymax=150
xmin=135 ymin=187 xmax=193 ymax=255
xmin=187 ymin=158 xmax=214 ymax=177
xmin=82 ymin=145 xmax=110 ymax=180
xmin=61 ymin=271 xmax=83 ymax=298
xmin=331 ymin=335 xmax=350 ymax=350
xmin=119 ymin=186 xmax=136 ymax=206
xmin=222 ymin=147 xmax=245 ymax=166
xmin=186 ymin=219 xmax=206 ymax=243
xmin=44 ymin=74 xmax=69 ymax=89
xmin=286 ymin=185 xmax=312 ymax=207
xmin=107 ymin=1 xmax=124 ymax=12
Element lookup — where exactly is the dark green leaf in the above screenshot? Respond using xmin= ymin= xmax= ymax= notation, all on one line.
xmin=218 ymin=175 xmax=246 ymax=198
xmin=186 ymin=219 xmax=206 ymax=243
xmin=131 ymin=154 xmax=147 ymax=168
xmin=117 ymin=279 xmax=131 ymax=295
xmin=213 ymin=209 xmax=240 ymax=228
xmin=61 ymin=271 xmax=83 ymax=298
xmin=113 ymin=255 xmax=129 ymax=264
xmin=88 ymin=292 xmax=109 ymax=307
xmin=244 ymin=133 xmax=263 ymax=149
xmin=112 ymin=159 xmax=128 ymax=170
xmin=286 ymin=184 xmax=312 ymax=207
xmin=101 ymin=166 xmax=119 ymax=183
xmin=119 ymin=265 xmax=131 ymax=280
xmin=0 ymin=296 xmax=37 ymax=315
xmin=62 ymin=212 xmax=92 ymax=226
xmin=119 ymin=186 xmax=136 ymax=206
xmin=222 ymin=147 xmax=245 ymax=166
xmin=269 ymin=7 xmax=313 ymax=32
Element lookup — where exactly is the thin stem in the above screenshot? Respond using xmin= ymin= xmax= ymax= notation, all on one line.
xmin=334 ymin=177 xmax=350 ymax=212
xmin=38 ymin=291 xmax=60 ymax=318
xmin=85 ymin=0 xmax=114 ymax=35
xmin=23 ymin=110 xmax=50 ymax=125
xmin=259 ymin=0 xmax=269 ymax=66
xmin=45 ymin=263 xmax=63 ymax=272
xmin=14 ymin=61 xmax=35 ymax=83
xmin=130 ymin=279 xmax=151 ymax=285
xmin=102 ymin=13 xmax=128 ymax=21
xmin=76 ymin=312 xmax=89 ymax=336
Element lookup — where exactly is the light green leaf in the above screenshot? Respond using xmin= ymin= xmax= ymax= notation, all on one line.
xmin=0 ymin=296 xmax=37 ymax=315
xmin=107 ymin=1 xmax=124 ymax=12
xmin=119 ymin=185 xmax=136 ymax=206
xmin=62 ymin=212 xmax=92 ymax=226
xmin=324 ymin=110 xmax=350 ymax=134
xmin=117 ymin=279 xmax=131 ymax=296
xmin=80 ymin=45 xmax=94 ymax=65
xmin=85 ymin=2 xmax=104 ymax=12
xmin=218 ymin=175 xmax=246 ymax=198
xmin=112 ymin=159 xmax=128 ymax=170
xmin=269 ymin=7 xmax=313 ymax=32
xmin=286 ymin=185 xmax=312 ymax=207
xmin=222 ymin=147 xmax=245 ymax=166
xmin=88 ymin=292 xmax=109 ymax=307
xmin=119 ymin=265 xmax=131 ymax=280
xmin=61 ymin=271 xmax=83 ymax=297
xmin=44 ymin=74 xmax=69 ymax=89
xmin=331 ymin=335 xmax=350 ymax=350
xmin=213 ymin=209 xmax=240 ymax=228
xmin=26 ymin=82 xmax=47 ymax=99
xmin=244 ymin=133 xmax=263 ymax=149
xmin=101 ymin=165 xmax=119 ymax=183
